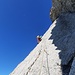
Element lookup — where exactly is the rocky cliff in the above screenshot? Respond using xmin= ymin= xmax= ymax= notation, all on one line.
xmin=50 ymin=0 xmax=75 ymax=21
xmin=10 ymin=0 xmax=75 ymax=75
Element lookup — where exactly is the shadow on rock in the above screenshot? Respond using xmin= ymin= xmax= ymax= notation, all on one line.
xmin=49 ymin=12 xmax=75 ymax=75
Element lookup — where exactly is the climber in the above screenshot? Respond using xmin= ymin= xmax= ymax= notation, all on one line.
xmin=36 ymin=35 xmax=42 ymax=44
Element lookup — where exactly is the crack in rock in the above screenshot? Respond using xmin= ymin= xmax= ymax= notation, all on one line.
xmin=26 ymin=50 xmax=42 ymax=75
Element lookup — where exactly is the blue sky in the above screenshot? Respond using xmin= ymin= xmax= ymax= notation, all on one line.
xmin=0 ymin=0 xmax=52 ymax=75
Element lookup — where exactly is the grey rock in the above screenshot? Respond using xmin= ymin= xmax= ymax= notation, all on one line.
xmin=9 ymin=13 xmax=75 ymax=75
xmin=69 ymin=58 xmax=75 ymax=75
xmin=50 ymin=0 xmax=75 ymax=21
xmin=9 ymin=21 xmax=62 ymax=75
xmin=9 ymin=0 xmax=75 ymax=75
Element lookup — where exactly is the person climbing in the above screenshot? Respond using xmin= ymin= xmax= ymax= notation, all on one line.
xmin=36 ymin=35 xmax=42 ymax=44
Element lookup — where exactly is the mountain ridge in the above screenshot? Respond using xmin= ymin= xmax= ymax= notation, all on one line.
xmin=10 ymin=0 xmax=75 ymax=75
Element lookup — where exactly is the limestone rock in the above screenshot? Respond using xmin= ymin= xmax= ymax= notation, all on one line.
xmin=9 ymin=0 xmax=75 ymax=75
xmin=50 ymin=0 xmax=75 ymax=21
xmin=9 ymin=21 xmax=62 ymax=75
xmin=69 ymin=57 xmax=75 ymax=75
xmin=10 ymin=13 xmax=75 ymax=75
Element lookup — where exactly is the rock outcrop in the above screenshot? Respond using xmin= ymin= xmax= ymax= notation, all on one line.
xmin=10 ymin=0 xmax=75 ymax=75
xmin=10 ymin=21 xmax=62 ymax=75
xmin=50 ymin=0 xmax=75 ymax=21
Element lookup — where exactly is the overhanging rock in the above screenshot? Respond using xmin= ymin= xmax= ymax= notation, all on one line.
xmin=50 ymin=0 xmax=75 ymax=22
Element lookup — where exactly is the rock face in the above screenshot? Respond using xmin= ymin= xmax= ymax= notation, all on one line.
xmin=10 ymin=21 xmax=62 ymax=75
xmin=10 ymin=0 xmax=75 ymax=75
xmin=50 ymin=0 xmax=75 ymax=21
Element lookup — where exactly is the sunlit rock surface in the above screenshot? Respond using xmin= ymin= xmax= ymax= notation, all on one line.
xmin=10 ymin=13 xmax=75 ymax=75
xmin=9 ymin=20 xmax=62 ymax=75
xmin=10 ymin=0 xmax=75 ymax=75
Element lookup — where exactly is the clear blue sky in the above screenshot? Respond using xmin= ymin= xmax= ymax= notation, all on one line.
xmin=0 ymin=0 xmax=52 ymax=75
